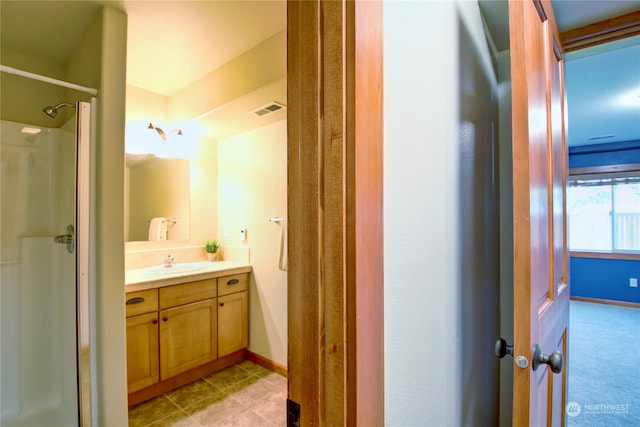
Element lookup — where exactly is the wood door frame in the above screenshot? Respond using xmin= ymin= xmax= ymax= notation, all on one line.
xmin=287 ymin=1 xmax=384 ymax=425
xmin=560 ymin=10 xmax=640 ymax=52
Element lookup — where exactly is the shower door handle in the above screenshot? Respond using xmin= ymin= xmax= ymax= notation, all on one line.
xmin=54 ymin=224 xmax=75 ymax=253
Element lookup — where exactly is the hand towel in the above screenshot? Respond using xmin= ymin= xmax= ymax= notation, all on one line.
xmin=278 ymin=217 xmax=287 ymax=271
xmin=148 ymin=217 xmax=167 ymax=241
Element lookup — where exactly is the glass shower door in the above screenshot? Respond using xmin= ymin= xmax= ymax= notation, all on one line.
xmin=0 ymin=101 xmax=92 ymax=426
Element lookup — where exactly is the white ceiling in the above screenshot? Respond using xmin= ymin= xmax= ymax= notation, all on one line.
xmin=565 ymin=37 xmax=640 ymax=146
xmin=123 ymin=0 xmax=286 ymax=96
xmin=1 ymin=1 xmax=638 ymax=147
xmin=121 ymin=1 xmax=287 ymax=141
xmin=552 ymin=0 xmax=640 ymax=32
xmin=479 ymin=0 xmax=640 ymax=147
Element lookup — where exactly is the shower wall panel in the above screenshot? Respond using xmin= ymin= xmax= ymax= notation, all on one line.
xmin=0 ymin=120 xmax=78 ymax=426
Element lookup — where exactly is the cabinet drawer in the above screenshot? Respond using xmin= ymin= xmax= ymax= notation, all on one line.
xmin=159 ymin=279 xmax=217 ymax=309
xmin=125 ymin=289 xmax=158 ymax=317
xmin=217 ymin=273 xmax=249 ymax=297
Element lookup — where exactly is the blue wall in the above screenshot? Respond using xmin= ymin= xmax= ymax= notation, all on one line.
xmin=569 ymin=139 xmax=640 ymax=303
xmin=571 ymin=257 xmax=640 ymax=303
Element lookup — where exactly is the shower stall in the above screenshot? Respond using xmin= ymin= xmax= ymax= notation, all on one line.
xmin=0 ymin=68 xmax=95 ymax=426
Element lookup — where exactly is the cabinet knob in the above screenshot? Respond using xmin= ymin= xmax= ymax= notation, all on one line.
xmin=219 ymin=302 xmax=225 ymax=307
xmin=162 ymin=316 xmax=168 ymax=322
xmin=152 ymin=319 xmax=158 ymax=324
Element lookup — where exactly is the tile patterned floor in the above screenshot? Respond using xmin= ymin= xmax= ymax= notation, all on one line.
xmin=128 ymin=361 xmax=287 ymax=427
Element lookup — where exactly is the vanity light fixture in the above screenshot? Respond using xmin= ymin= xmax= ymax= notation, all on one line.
xmin=147 ymin=122 xmax=183 ymax=142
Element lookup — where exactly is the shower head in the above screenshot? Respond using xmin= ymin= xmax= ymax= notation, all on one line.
xmin=42 ymin=102 xmax=75 ymax=118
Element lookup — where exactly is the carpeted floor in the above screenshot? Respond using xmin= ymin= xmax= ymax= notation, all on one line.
xmin=567 ymin=300 xmax=640 ymax=426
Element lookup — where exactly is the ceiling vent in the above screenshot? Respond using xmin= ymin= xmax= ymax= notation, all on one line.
xmin=588 ymin=134 xmax=616 ymax=141
xmin=251 ymin=101 xmax=286 ymax=117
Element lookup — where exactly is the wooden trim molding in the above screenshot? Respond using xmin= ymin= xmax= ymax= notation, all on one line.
xmin=561 ymin=10 xmax=640 ymax=52
xmin=569 ymin=163 xmax=640 ymax=176
xmin=288 ymin=1 xmax=384 ymax=425
xmin=246 ymin=350 xmax=287 ymax=377
xmin=571 ymin=296 xmax=640 ymax=309
xmin=349 ymin=2 xmax=384 ymax=425
xmin=287 ymin=2 xmax=323 ymax=425
xmin=570 ymin=251 xmax=640 ymax=261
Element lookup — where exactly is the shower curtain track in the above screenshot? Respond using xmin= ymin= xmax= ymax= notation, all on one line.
xmin=1 ymin=64 xmax=98 ymax=96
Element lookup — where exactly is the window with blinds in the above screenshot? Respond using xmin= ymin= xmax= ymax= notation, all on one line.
xmin=568 ymin=166 xmax=640 ymax=253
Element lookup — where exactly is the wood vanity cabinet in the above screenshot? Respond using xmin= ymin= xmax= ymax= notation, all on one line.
xmin=125 ymin=290 xmax=159 ymax=393
xmin=125 ymin=272 xmax=249 ymax=399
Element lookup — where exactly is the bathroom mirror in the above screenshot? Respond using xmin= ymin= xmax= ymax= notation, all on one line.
xmin=125 ymin=153 xmax=190 ymax=242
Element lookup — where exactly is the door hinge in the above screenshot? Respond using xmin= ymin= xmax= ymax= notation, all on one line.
xmin=287 ymin=398 xmax=301 ymax=427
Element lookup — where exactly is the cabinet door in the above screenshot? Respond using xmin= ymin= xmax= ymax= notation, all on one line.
xmin=159 ymin=298 xmax=217 ymax=379
xmin=218 ymin=291 xmax=248 ymax=357
xmin=126 ymin=312 xmax=159 ymax=393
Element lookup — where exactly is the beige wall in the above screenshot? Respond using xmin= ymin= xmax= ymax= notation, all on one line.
xmin=0 ymin=48 xmax=68 ymax=126
xmin=0 ymin=9 xmax=99 ymax=127
xmin=190 ymin=135 xmax=218 ymax=246
xmin=91 ymin=5 xmax=128 ymax=426
xmin=126 ymin=85 xmax=169 ymax=122
xmin=169 ymin=30 xmax=286 ymax=123
xmin=217 ymin=120 xmax=288 ymax=367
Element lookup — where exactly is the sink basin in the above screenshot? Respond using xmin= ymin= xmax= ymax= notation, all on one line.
xmin=142 ymin=262 xmax=206 ymax=275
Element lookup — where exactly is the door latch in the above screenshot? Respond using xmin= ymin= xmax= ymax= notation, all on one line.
xmin=495 ymin=337 xmax=529 ymax=369
xmin=53 ymin=224 xmax=75 ymax=253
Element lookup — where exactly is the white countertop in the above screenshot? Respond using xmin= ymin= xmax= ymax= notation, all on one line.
xmin=125 ymin=261 xmax=252 ymax=292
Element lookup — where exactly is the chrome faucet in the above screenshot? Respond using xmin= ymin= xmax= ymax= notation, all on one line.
xmin=164 ymin=253 xmax=175 ymax=267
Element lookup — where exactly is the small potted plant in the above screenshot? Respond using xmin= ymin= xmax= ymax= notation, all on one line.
xmin=205 ymin=240 xmax=220 ymax=261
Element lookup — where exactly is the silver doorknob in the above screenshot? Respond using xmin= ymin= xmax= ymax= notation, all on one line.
xmin=495 ymin=337 xmax=513 ymax=358
xmin=53 ymin=224 xmax=75 ymax=254
xmin=532 ymin=343 xmax=563 ymax=374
